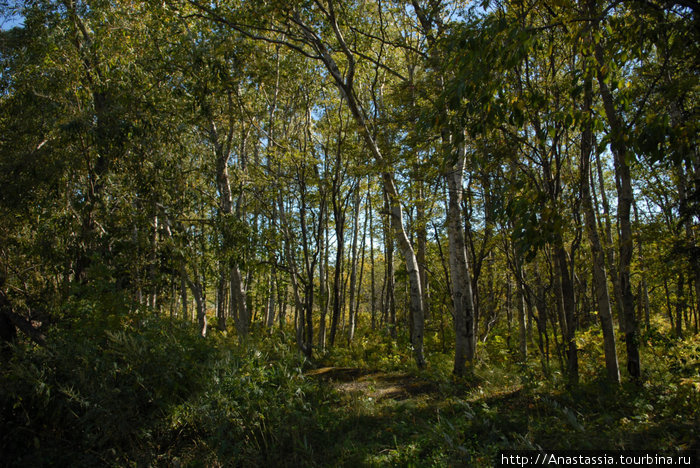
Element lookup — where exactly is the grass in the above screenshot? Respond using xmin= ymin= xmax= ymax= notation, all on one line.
xmin=1 ymin=312 xmax=698 ymax=467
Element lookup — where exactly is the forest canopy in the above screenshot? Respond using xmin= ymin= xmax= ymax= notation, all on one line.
xmin=0 ymin=0 xmax=698 ymax=465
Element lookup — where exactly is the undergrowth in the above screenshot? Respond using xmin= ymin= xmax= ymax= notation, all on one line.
xmin=1 ymin=310 xmax=697 ymax=467
xmin=0 ymin=313 xmax=331 ymax=467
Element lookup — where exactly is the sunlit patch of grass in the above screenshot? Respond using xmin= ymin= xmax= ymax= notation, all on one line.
xmin=307 ymin=319 xmax=698 ymax=463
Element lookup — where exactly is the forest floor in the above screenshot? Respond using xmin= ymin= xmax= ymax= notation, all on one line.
xmin=299 ymin=345 xmax=699 ymax=467
xmin=306 ymin=366 xmax=439 ymax=401
xmin=2 ymin=317 xmax=698 ymax=467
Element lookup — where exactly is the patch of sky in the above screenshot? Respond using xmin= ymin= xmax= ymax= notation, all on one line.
xmin=1 ymin=1 xmax=24 ymax=30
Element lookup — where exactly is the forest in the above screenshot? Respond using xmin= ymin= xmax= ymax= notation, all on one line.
xmin=0 ymin=0 xmax=698 ymax=466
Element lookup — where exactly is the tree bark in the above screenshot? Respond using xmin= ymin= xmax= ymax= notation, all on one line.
xmin=329 ymin=185 xmax=346 ymax=347
xmin=217 ymin=273 xmax=227 ymax=331
xmin=416 ymin=182 xmax=430 ymax=321
xmin=512 ymin=251 xmax=528 ymax=361
xmin=383 ymin=188 xmax=397 ymax=339
xmin=447 ymin=140 xmax=476 ymax=376
xmin=348 ymin=183 xmax=362 ymax=343
xmin=277 ymin=195 xmax=312 ymax=358
xmin=593 ymin=147 xmax=625 ymax=333
xmin=580 ymin=72 xmax=620 ymax=383
xmin=369 ymin=179 xmax=377 ymax=330
xmin=230 ymin=265 xmax=249 ymax=337
xmin=182 ymin=268 xmax=206 ymax=338
xmin=595 ymin=42 xmax=641 ymax=380
xmin=180 ymin=271 xmax=189 ymax=321
xmin=354 ymin=197 xmax=368 ymax=338
xmin=265 ymin=271 xmax=276 ymax=328
xmin=319 ymin=212 xmax=330 ymax=349
xmin=554 ymin=239 xmax=579 ymax=386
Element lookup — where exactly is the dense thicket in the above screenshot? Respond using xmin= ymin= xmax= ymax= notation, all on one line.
xmin=0 ymin=0 xmax=698 ymax=464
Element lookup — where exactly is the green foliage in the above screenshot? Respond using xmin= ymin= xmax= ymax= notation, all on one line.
xmin=291 ymin=323 xmax=697 ymax=466
xmin=1 ymin=0 xmax=699 ymax=465
xmin=0 ymin=313 xmax=329 ymax=466
xmin=1 ymin=314 xmax=207 ymax=465
xmin=164 ymin=336 xmax=328 ymax=467
xmin=2 ymin=306 xmax=698 ymax=467
xmin=505 ymin=182 xmax=562 ymax=262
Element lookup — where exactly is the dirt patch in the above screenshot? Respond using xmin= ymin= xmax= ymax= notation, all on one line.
xmin=306 ymin=367 xmax=438 ymax=401
xmin=304 ymin=366 xmax=373 ymax=381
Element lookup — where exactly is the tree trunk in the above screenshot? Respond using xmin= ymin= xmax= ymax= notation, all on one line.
xmin=348 ymin=184 xmax=361 ymax=343
xmin=369 ymin=179 xmax=377 ymax=330
xmin=265 ymin=271 xmax=276 ymax=329
xmin=329 ymin=206 xmax=345 ymax=346
xmin=676 ymin=273 xmax=685 ymax=338
xmin=183 ymin=270 xmax=206 ymax=338
xmin=593 ymin=139 xmax=626 ymax=333
xmin=417 ymin=182 xmax=430 ymax=321
xmin=297 ymin=181 xmax=317 ymax=358
xmin=217 ymin=273 xmax=227 ymax=331
xmin=353 ymin=190 xmax=369 ymax=339
xmin=554 ymin=240 xmax=579 ymax=386
xmin=305 ymin=281 xmax=314 ymax=359
xmin=595 ymin=42 xmax=641 ymax=380
xmin=513 ymin=253 xmax=528 ymax=361
xmin=580 ymin=72 xmax=620 ymax=383
xmin=446 ymin=140 xmax=476 ymax=376
xmin=180 ymin=271 xmax=189 ymax=321
xmin=149 ymin=211 xmax=159 ymax=311
xmin=278 ymin=195 xmax=310 ymax=357
xmin=695 ymin=270 xmax=700 ymax=334
xmin=633 ymin=202 xmax=651 ymax=332
xmin=279 ymin=280 xmax=287 ymax=331
xmin=534 ymin=271 xmax=551 ymax=376
xmin=231 ymin=265 xmax=249 ymax=338
xmin=383 ymin=188 xmax=397 ymax=339
xmin=208 ymin=97 xmax=249 ymax=341
xmin=319 ymin=215 xmax=330 ymax=349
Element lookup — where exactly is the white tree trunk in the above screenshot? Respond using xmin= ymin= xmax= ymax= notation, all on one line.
xmin=446 ymin=142 xmax=476 ymax=376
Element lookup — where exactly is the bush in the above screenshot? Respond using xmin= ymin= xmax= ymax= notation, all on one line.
xmin=0 ymin=313 xmax=329 ymax=467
